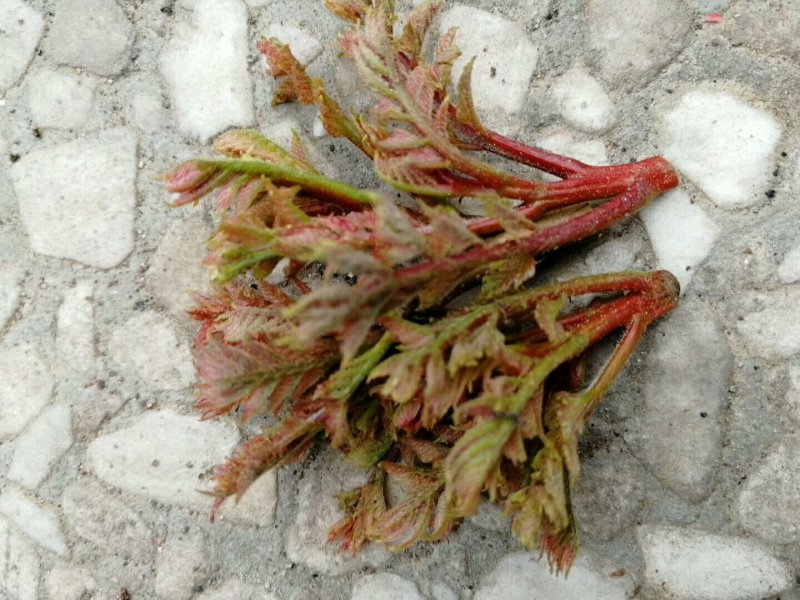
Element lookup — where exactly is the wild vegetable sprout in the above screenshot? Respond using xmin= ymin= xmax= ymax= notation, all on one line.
xmin=165 ymin=0 xmax=679 ymax=572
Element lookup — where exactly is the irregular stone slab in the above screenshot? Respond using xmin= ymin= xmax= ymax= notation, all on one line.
xmin=736 ymin=288 xmax=800 ymax=359
xmin=160 ymin=0 xmax=254 ymax=142
xmin=28 ymin=70 xmax=95 ymax=130
xmin=46 ymin=566 xmax=97 ymax=600
xmin=62 ymin=479 xmax=154 ymax=561
xmin=196 ymin=579 xmax=278 ymax=600
xmin=0 ymin=263 xmax=21 ymax=331
xmin=551 ymin=68 xmax=616 ymax=133
xmin=625 ymin=298 xmax=730 ymax=502
xmin=87 ymin=409 xmax=238 ymax=509
xmin=155 ymin=531 xmax=208 ymax=600
xmin=473 ymin=551 xmax=634 ymax=600
xmin=661 ymin=90 xmax=781 ymax=208
xmin=7 ymin=402 xmax=73 ymax=489
xmin=640 ymin=189 xmax=719 ymax=292
xmin=739 ymin=436 xmax=800 ymax=544
xmin=263 ymin=23 xmax=322 ymax=66
xmin=586 ymin=0 xmax=691 ymax=86
xmin=438 ymin=7 xmax=537 ymax=115
xmin=45 ymin=0 xmax=133 ymax=76
xmin=0 ymin=488 xmax=67 ymax=556
xmin=351 ymin=573 xmax=423 ymax=600
xmin=108 ymin=311 xmax=195 ymax=390
xmin=286 ymin=449 xmax=390 ymax=574
xmin=777 ymin=242 xmax=800 ymax=284
xmin=146 ymin=213 xmax=211 ymax=314
xmin=216 ymin=469 xmax=278 ymax=525
xmin=431 ymin=584 xmax=458 ymax=600
xmin=123 ymin=74 xmax=168 ymax=133
xmin=726 ymin=0 xmax=800 ymax=61
xmin=637 ymin=525 xmax=792 ymax=600
xmin=57 ymin=281 xmax=95 ymax=375
xmin=0 ymin=343 xmax=54 ymax=440
xmin=0 ymin=0 xmax=44 ymax=91
xmin=10 ymin=128 xmax=137 ymax=268
xmin=0 ymin=516 xmax=39 ymax=600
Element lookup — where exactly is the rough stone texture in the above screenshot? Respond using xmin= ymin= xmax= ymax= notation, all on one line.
xmin=585 ymin=0 xmax=692 ymax=87
xmin=160 ymin=0 xmax=254 ymax=142
xmin=625 ymin=298 xmax=730 ymax=502
xmin=640 ymin=189 xmax=719 ymax=292
xmin=7 ymin=402 xmax=73 ymax=489
xmin=0 ymin=516 xmax=39 ymax=600
xmin=86 ymin=410 xmax=238 ymax=509
xmin=438 ymin=7 xmax=537 ymax=116
xmin=473 ymin=551 xmax=634 ymax=600
xmin=351 ymin=573 xmax=423 ymax=600
xmin=661 ymin=90 xmax=782 ymax=209
xmin=108 ymin=311 xmax=195 ymax=390
xmin=550 ymin=68 xmax=615 ymax=133
xmin=726 ymin=0 xmax=800 ymax=61
xmin=27 ymin=69 xmax=95 ymax=130
xmin=0 ymin=264 xmax=21 ymax=331
xmin=0 ymin=0 xmax=44 ymax=91
xmin=146 ymin=212 xmax=212 ymax=314
xmin=155 ymin=531 xmax=208 ymax=600
xmin=2 ymin=1 xmax=800 ymax=597
xmin=0 ymin=487 xmax=67 ymax=556
xmin=57 ymin=281 xmax=95 ymax=375
xmin=737 ymin=288 xmax=800 ymax=359
xmin=62 ymin=478 xmax=154 ymax=561
xmin=0 ymin=343 xmax=54 ymax=440
xmin=638 ymin=525 xmax=792 ymax=600
xmin=45 ymin=566 xmax=98 ymax=600
xmin=739 ymin=436 xmax=800 ymax=544
xmin=10 ymin=128 xmax=137 ymax=268
xmin=286 ymin=450 xmax=390 ymax=575
xmin=45 ymin=0 xmax=133 ymax=76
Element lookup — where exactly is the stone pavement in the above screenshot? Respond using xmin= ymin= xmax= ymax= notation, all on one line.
xmin=1 ymin=0 xmax=799 ymax=598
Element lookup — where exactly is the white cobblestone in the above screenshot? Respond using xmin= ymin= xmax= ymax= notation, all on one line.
xmin=662 ymin=90 xmax=781 ymax=208
xmin=640 ymin=189 xmax=719 ymax=292
xmin=0 ymin=264 xmax=21 ymax=331
xmin=737 ymin=288 xmax=800 ymax=358
xmin=263 ymin=23 xmax=323 ymax=66
xmin=438 ymin=7 xmax=537 ymax=116
xmin=160 ymin=0 xmax=254 ymax=142
xmin=7 ymin=402 xmax=72 ymax=489
xmin=45 ymin=0 xmax=134 ymax=76
xmin=62 ymin=478 xmax=154 ymax=561
xmin=108 ymin=311 xmax=195 ymax=390
xmin=0 ymin=487 xmax=68 ymax=556
xmin=155 ymin=530 xmax=208 ymax=600
xmin=27 ymin=70 xmax=95 ymax=130
xmin=195 ymin=579 xmax=278 ymax=600
xmin=473 ymin=551 xmax=634 ymax=600
xmin=216 ymin=469 xmax=278 ymax=526
xmin=625 ymin=298 xmax=729 ymax=502
xmin=351 ymin=573 xmax=423 ymax=600
xmin=0 ymin=0 xmax=44 ymax=91
xmin=0 ymin=343 xmax=54 ymax=440
xmin=10 ymin=127 xmax=137 ymax=268
xmin=638 ymin=524 xmax=792 ymax=600
xmin=551 ymin=68 xmax=615 ymax=133
xmin=57 ymin=281 xmax=95 ymax=375
xmin=86 ymin=409 xmax=238 ymax=509
xmin=0 ymin=516 xmax=39 ymax=600
xmin=777 ymin=242 xmax=800 ymax=284
xmin=739 ymin=436 xmax=800 ymax=544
